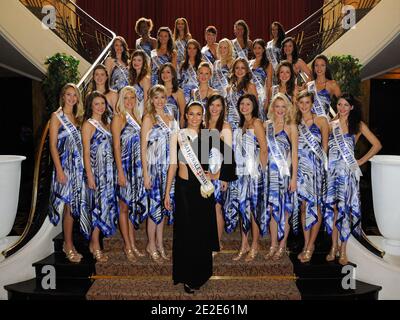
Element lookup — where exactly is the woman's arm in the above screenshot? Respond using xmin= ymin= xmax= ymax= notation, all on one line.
xmin=111 ymin=114 xmax=126 ymax=187
xmin=289 ymin=124 xmax=299 ymax=192
xmin=316 ymin=117 xmax=329 ymax=154
xmin=254 ymin=119 xmax=268 ymax=169
xmin=171 ymin=50 xmax=178 ymax=70
xmin=81 ymin=121 xmax=96 ymax=189
xmin=49 ymin=112 xmax=67 ymax=185
xmin=105 ymin=57 xmax=114 ymax=79
xmin=176 ymin=89 xmax=186 ymax=128
xmin=164 ymin=133 xmax=178 ymax=211
xmin=247 ymin=82 xmax=258 ymax=97
xmin=140 ymin=115 xmax=153 ymax=189
xmin=142 ymin=75 xmax=151 ymax=105
xmin=329 ymin=80 xmax=341 ymax=98
xmin=298 ymin=59 xmax=312 ymax=80
xmin=357 ymin=121 xmax=382 ymax=166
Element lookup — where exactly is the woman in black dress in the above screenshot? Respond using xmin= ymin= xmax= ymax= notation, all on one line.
xmin=164 ymin=102 xmax=236 ymax=293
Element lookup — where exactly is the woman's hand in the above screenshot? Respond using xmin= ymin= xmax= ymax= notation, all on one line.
xmin=164 ymin=194 xmax=172 ymax=211
xmin=56 ymin=170 xmax=68 ymax=185
xmin=289 ymin=177 xmax=297 ymax=193
xmin=144 ymin=175 xmax=152 ymax=190
xmin=118 ymin=171 xmax=127 ymax=187
xmin=87 ymin=175 xmax=96 ymax=190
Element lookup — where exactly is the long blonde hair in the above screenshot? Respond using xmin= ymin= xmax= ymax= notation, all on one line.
xmin=59 ymin=83 xmax=84 ymax=122
xmin=268 ymin=93 xmax=296 ymax=125
xmin=146 ymin=85 xmax=168 ymax=123
xmin=217 ymin=38 xmax=234 ymax=67
xmin=116 ymin=86 xmax=141 ymax=125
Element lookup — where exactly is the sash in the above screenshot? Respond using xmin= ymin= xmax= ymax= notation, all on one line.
xmin=187 ymin=64 xmax=199 ymax=87
xmin=298 ymin=121 xmax=328 ymax=171
xmin=151 ymin=50 xmax=162 ymax=70
xmin=178 ymin=129 xmax=215 ymax=198
xmin=126 ymin=112 xmax=141 ymax=132
xmin=227 ymin=89 xmax=241 ymax=124
xmin=201 ymin=47 xmax=215 ymax=65
xmin=266 ymin=121 xmax=290 ymax=178
xmin=331 ymin=120 xmax=362 ymax=181
xmin=114 ymin=59 xmax=129 ymax=86
xmin=88 ymin=118 xmax=112 ymax=137
xmin=176 ymin=40 xmax=186 ymax=60
xmin=308 ymin=81 xmax=331 ymax=119
xmin=155 ymin=114 xmax=173 ymax=134
xmin=266 ymin=40 xmax=279 ymax=71
xmin=249 ymin=61 xmax=266 ymax=102
xmin=55 ymin=109 xmax=82 ymax=155
xmin=232 ymin=39 xmax=248 ymax=61
xmin=214 ymin=61 xmax=229 ymax=97
xmin=298 ymin=71 xmax=310 ymax=86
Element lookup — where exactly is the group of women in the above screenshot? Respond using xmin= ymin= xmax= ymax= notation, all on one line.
xmin=48 ymin=17 xmax=382 ymax=294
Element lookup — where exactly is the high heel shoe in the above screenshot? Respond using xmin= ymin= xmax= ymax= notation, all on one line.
xmin=245 ymin=248 xmax=259 ymax=262
xmin=338 ymin=251 xmax=349 ymax=265
xmin=300 ymin=246 xmax=315 ymax=263
xmin=63 ymin=244 xmax=82 ymax=264
xmin=326 ymin=246 xmax=339 ymax=262
xmin=89 ymin=247 xmax=108 ymax=263
xmin=264 ymin=246 xmax=278 ymax=260
xmin=146 ymin=246 xmax=162 ymax=263
xmin=232 ymin=247 xmax=250 ymax=261
xmin=124 ymin=248 xmax=137 ymax=262
xmin=157 ymin=246 xmax=170 ymax=261
xmin=131 ymin=244 xmax=145 ymax=257
xmin=184 ymin=284 xmax=194 ymax=294
xmin=297 ymin=247 xmax=307 ymax=261
xmin=272 ymin=247 xmax=287 ymax=261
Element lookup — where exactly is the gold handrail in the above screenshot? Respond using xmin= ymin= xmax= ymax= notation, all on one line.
xmin=360 ymin=230 xmax=385 ymax=258
xmin=2 ymin=122 xmax=50 ymax=258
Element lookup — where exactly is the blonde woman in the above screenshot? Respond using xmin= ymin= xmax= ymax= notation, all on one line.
xmin=190 ymin=62 xmax=217 ymax=111
xmin=264 ymin=93 xmax=299 ymax=261
xmin=141 ymin=85 xmax=179 ymax=263
xmin=49 ymin=83 xmax=85 ymax=263
xmin=212 ymin=38 xmax=234 ymax=97
xmin=112 ymin=87 xmax=147 ymax=262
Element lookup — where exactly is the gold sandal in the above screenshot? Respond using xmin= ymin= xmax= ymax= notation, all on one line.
xmin=90 ymin=247 xmax=108 ymax=263
xmin=272 ymin=247 xmax=287 ymax=261
xmin=157 ymin=246 xmax=170 ymax=261
xmin=338 ymin=251 xmax=349 ymax=265
xmin=245 ymin=248 xmax=259 ymax=262
xmin=297 ymin=247 xmax=307 ymax=261
xmin=131 ymin=245 xmax=145 ymax=257
xmin=146 ymin=246 xmax=162 ymax=263
xmin=326 ymin=246 xmax=339 ymax=262
xmin=232 ymin=247 xmax=250 ymax=261
xmin=124 ymin=248 xmax=137 ymax=262
xmin=300 ymin=246 xmax=315 ymax=263
xmin=63 ymin=245 xmax=82 ymax=264
xmin=264 ymin=246 xmax=278 ymax=260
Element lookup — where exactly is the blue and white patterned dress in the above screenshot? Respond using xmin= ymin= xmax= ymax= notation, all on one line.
xmin=133 ymin=83 xmax=145 ymax=120
xmin=201 ymin=46 xmax=216 ymax=65
xmin=105 ymin=100 xmax=114 ymax=124
xmin=325 ymin=133 xmax=361 ymax=241
xmin=151 ymin=50 xmax=171 ymax=86
xmin=175 ymin=39 xmax=188 ymax=74
xmin=49 ymin=110 xmax=84 ymax=227
xmin=110 ymin=60 xmax=129 ymax=92
xmin=190 ymin=88 xmax=209 ymax=115
xmin=297 ymin=123 xmax=326 ymax=230
xmin=117 ymin=114 xmax=148 ymax=228
xmin=146 ymin=116 xmax=178 ymax=225
xmin=225 ymin=129 xmax=265 ymax=234
xmin=232 ymin=39 xmax=249 ymax=60
xmin=166 ymin=95 xmax=180 ymax=123
xmin=249 ymin=60 xmax=267 ymax=121
xmin=180 ymin=64 xmax=199 ymax=104
xmin=226 ymin=88 xmax=244 ymax=130
xmin=81 ymin=119 xmax=118 ymax=239
xmin=265 ymin=126 xmax=298 ymax=240
xmin=212 ymin=61 xmax=230 ymax=97
xmin=316 ymin=88 xmax=331 ymax=116
xmin=136 ymin=39 xmax=153 ymax=59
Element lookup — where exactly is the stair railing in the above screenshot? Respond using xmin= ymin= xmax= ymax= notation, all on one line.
xmin=2 ymin=0 xmax=116 ymax=258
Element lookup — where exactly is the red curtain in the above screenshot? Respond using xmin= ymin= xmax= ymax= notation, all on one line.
xmin=77 ymin=0 xmax=323 ymax=49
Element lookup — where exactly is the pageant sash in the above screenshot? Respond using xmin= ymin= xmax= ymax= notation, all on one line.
xmin=235 ymin=130 xmax=260 ymax=178
xmin=136 ymin=39 xmax=151 ymax=60
xmin=187 ymin=64 xmax=199 ymax=87
xmin=88 ymin=118 xmax=112 ymax=137
xmin=232 ymin=39 xmax=248 ymax=61
xmin=178 ymin=129 xmax=215 ymax=198
xmin=271 ymin=85 xmax=280 ymax=99
xmin=299 ymin=121 xmax=328 ymax=171
xmin=126 ymin=112 xmax=141 ymax=132
xmin=331 ymin=120 xmax=362 ymax=181
xmin=308 ymin=81 xmax=330 ymax=119
xmin=151 ymin=50 xmax=163 ymax=70
xmin=114 ymin=59 xmax=129 ymax=85
xmin=266 ymin=121 xmax=290 ymax=178
xmin=55 ymin=109 xmax=82 ymax=154
xmin=155 ymin=114 xmax=174 ymax=134
xmin=266 ymin=40 xmax=279 ymax=71
xmin=176 ymin=40 xmax=186 ymax=60
xmin=201 ymin=47 xmax=214 ymax=65
xmin=214 ymin=61 xmax=229 ymax=97
xmin=249 ymin=61 xmax=266 ymax=102
xmin=227 ymin=89 xmax=241 ymax=124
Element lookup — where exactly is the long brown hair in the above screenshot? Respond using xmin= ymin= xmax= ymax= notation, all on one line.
xmin=173 ymin=17 xmax=192 ymax=41
xmin=205 ymin=94 xmax=226 ymax=132
xmin=276 ymin=60 xmax=296 ymax=98
xmin=129 ymin=50 xmax=150 ymax=85
xmin=91 ymin=64 xmax=111 ymax=95
xmin=229 ymin=58 xmax=253 ymax=92
xmin=180 ymin=39 xmax=202 ymax=73
xmin=157 ymin=27 xmax=175 ymax=57
xmin=84 ymin=91 xmax=109 ymax=125
xmin=110 ymin=36 xmax=129 ymax=65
